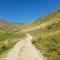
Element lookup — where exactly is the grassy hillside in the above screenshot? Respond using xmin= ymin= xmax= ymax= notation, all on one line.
xmin=32 ymin=10 xmax=60 ymax=60
xmin=22 ymin=10 xmax=60 ymax=60
xmin=0 ymin=31 xmax=25 ymax=56
xmin=0 ymin=20 xmax=25 ymax=56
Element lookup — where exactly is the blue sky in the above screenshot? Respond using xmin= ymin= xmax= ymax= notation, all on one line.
xmin=0 ymin=0 xmax=60 ymax=23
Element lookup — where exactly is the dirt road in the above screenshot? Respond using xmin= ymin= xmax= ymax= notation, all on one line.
xmin=5 ymin=34 xmax=46 ymax=60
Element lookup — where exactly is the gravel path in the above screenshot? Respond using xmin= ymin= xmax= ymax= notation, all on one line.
xmin=5 ymin=34 xmax=46 ymax=60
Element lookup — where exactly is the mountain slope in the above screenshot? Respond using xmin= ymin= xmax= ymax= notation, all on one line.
xmin=21 ymin=10 xmax=60 ymax=60
xmin=21 ymin=9 xmax=60 ymax=32
xmin=0 ymin=20 xmax=23 ymax=34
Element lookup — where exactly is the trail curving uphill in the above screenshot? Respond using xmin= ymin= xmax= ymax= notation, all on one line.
xmin=5 ymin=34 xmax=46 ymax=60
